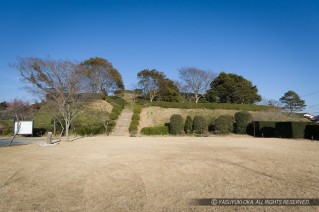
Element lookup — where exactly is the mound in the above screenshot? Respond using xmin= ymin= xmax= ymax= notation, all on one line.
xmin=87 ymin=99 xmax=113 ymax=113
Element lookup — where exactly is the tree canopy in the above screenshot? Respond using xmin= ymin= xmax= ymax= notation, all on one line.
xmin=80 ymin=57 xmax=124 ymax=96
xmin=279 ymin=90 xmax=306 ymax=112
xmin=207 ymin=72 xmax=261 ymax=104
xmin=137 ymin=69 xmax=180 ymax=102
xmin=178 ymin=67 xmax=216 ymax=103
xmin=14 ymin=57 xmax=85 ymax=141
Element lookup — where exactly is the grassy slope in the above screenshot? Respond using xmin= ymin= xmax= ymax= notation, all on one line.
xmin=32 ymin=99 xmax=113 ymax=134
xmin=138 ymin=107 xmax=308 ymax=132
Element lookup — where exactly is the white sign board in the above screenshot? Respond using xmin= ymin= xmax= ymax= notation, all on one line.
xmin=14 ymin=121 xmax=33 ymax=135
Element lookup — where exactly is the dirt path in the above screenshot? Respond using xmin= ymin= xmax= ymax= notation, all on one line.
xmin=111 ymin=109 xmax=133 ymax=136
xmin=0 ymin=136 xmax=318 ymax=211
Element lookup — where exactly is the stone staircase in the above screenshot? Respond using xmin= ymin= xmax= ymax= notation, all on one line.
xmin=111 ymin=109 xmax=133 ymax=136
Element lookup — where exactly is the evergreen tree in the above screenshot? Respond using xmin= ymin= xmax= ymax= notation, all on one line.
xmin=207 ymin=72 xmax=261 ymax=104
xmin=279 ymin=90 xmax=306 ymax=112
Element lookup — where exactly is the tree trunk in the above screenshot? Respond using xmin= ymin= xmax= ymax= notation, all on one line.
xmin=65 ymin=120 xmax=70 ymax=142
xmin=59 ymin=127 xmax=64 ymax=142
xmin=8 ymin=121 xmax=20 ymax=146
xmin=53 ymin=118 xmax=56 ymax=136
xmin=195 ymin=93 xmax=199 ymax=103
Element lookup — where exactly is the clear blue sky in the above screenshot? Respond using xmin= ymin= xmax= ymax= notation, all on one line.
xmin=1 ymin=0 xmax=318 ymax=114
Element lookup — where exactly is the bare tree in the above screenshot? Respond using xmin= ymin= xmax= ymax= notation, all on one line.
xmin=4 ymin=99 xmax=36 ymax=121
xmin=174 ymin=81 xmax=194 ymax=102
xmin=178 ymin=67 xmax=216 ymax=103
xmin=14 ymin=57 xmax=85 ymax=142
xmin=42 ymin=102 xmax=65 ymax=141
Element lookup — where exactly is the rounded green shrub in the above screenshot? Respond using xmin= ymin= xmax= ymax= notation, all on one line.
xmin=169 ymin=114 xmax=184 ymax=135
xmin=193 ymin=115 xmax=208 ymax=134
xmin=214 ymin=115 xmax=234 ymax=134
xmin=234 ymin=111 xmax=252 ymax=134
xmin=184 ymin=116 xmax=193 ymax=134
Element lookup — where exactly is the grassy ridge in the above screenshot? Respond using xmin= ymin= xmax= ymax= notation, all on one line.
xmin=144 ymin=101 xmax=273 ymax=111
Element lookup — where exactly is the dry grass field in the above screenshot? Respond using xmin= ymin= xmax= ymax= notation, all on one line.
xmin=0 ymin=136 xmax=318 ymax=211
xmin=87 ymin=99 xmax=113 ymax=113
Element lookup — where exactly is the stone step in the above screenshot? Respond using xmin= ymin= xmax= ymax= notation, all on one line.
xmin=111 ymin=109 xmax=134 ymax=136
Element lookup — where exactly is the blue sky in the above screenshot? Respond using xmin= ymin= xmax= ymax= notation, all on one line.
xmin=1 ymin=0 xmax=319 ymax=114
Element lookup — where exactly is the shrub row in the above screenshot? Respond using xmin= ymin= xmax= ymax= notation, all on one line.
xmin=141 ymin=126 xmax=169 ymax=135
xmin=110 ymin=105 xmax=123 ymax=120
xmin=144 ymin=101 xmax=273 ymax=111
xmin=251 ymin=121 xmax=319 ymax=139
xmin=169 ymin=114 xmax=233 ymax=135
xmin=168 ymin=111 xmax=253 ymax=136
xmin=129 ymin=105 xmax=143 ymax=134
xmin=105 ymin=96 xmax=126 ymax=121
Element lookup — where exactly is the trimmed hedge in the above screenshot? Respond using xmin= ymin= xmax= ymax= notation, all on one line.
xmin=133 ymin=105 xmax=142 ymax=113
xmin=141 ymin=126 xmax=169 ymax=135
xmin=132 ymin=114 xmax=140 ymax=121
xmin=214 ymin=115 xmax=234 ymax=134
xmin=144 ymin=101 xmax=273 ymax=111
xmin=129 ymin=105 xmax=143 ymax=134
xmin=169 ymin=114 xmax=184 ymax=135
xmin=129 ymin=120 xmax=139 ymax=132
xmin=184 ymin=116 xmax=193 ymax=134
xmin=234 ymin=111 xmax=252 ymax=134
xmin=106 ymin=97 xmax=126 ymax=121
xmin=252 ymin=121 xmax=318 ymax=139
xmin=305 ymin=124 xmax=319 ymax=140
xmin=193 ymin=115 xmax=208 ymax=134
xmin=254 ymin=121 xmax=276 ymax=137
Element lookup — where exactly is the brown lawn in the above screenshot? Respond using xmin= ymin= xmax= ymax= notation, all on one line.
xmin=0 ymin=136 xmax=318 ymax=211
